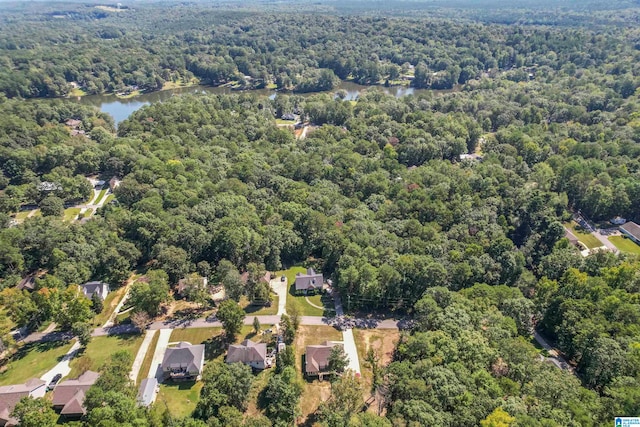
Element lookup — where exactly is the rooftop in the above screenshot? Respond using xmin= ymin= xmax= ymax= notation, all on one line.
xmin=620 ymin=221 xmax=640 ymax=240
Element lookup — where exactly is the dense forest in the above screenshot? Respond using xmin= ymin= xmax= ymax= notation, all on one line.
xmin=0 ymin=0 xmax=639 ymax=98
xmin=1 ymin=0 xmax=640 ymax=426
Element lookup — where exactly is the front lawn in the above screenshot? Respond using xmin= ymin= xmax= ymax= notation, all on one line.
xmin=68 ymin=334 xmax=143 ymax=378
xmin=0 ymin=340 xmax=74 ymax=386
xmin=156 ymin=380 xmax=203 ymax=418
xmin=93 ymin=189 xmax=107 ymax=204
xmin=564 ymin=221 xmax=602 ymax=249
xmin=241 ymin=295 xmax=279 ymax=316
xmin=14 ymin=210 xmax=31 ymax=221
xmin=609 ymin=235 xmax=640 ymax=255
xmin=63 ymin=207 xmax=81 ymax=222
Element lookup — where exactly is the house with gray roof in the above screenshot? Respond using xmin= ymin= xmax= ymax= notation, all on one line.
xmin=161 ymin=342 xmax=205 ymax=380
xmin=620 ymin=221 xmax=640 ymax=245
xmin=52 ymin=371 xmax=100 ymax=418
xmin=137 ymin=378 xmax=158 ymax=407
xmin=305 ymin=341 xmax=344 ymax=379
xmin=81 ymin=281 xmax=110 ymax=301
xmin=226 ymin=339 xmax=269 ymax=370
xmin=0 ymin=378 xmax=46 ymax=427
xmin=294 ymin=268 xmax=324 ymax=294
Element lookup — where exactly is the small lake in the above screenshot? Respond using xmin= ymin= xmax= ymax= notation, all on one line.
xmin=72 ymin=81 xmax=457 ymax=125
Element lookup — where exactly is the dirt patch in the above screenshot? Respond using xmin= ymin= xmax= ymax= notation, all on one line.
xmin=353 ymin=329 xmax=400 ymax=415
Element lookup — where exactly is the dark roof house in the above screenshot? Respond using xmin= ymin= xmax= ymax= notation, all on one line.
xmin=161 ymin=342 xmax=205 ymax=380
xmin=80 ymin=281 xmax=110 ymax=301
xmin=226 ymin=339 xmax=269 ymax=370
xmin=52 ymin=371 xmax=100 ymax=417
xmin=620 ymin=221 xmax=640 ymax=245
xmin=294 ymin=269 xmax=324 ymax=292
xmin=0 ymin=379 xmax=46 ymax=427
xmin=305 ymin=341 xmax=344 ymax=378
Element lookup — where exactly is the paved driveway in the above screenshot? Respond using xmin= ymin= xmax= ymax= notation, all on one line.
xmin=593 ymin=229 xmax=619 ymax=253
xmin=40 ymin=341 xmax=82 ymax=384
xmin=269 ymin=277 xmax=288 ymax=316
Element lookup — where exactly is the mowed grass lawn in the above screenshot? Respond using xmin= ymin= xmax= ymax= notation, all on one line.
xmin=278 ymin=266 xmax=328 ymax=316
xmin=94 ymin=188 xmax=108 ymax=204
xmin=68 ymin=334 xmax=144 ymax=378
xmin=0 ymin=340 xmax=75 ymax=386
xmin=14 ymin=210 xmax=31 ymax=221
xmin=63 ymin=207 xmax=81 ymax=222
xmin=241 ymin=294 xmax=279 ymax=316
xmin=609 ymin=235 xmax=640 ymax=255
xmin=564 ymin=221 xmax=602 ymax=249
xmin=156 ymin=381 xmax=204 ymax=418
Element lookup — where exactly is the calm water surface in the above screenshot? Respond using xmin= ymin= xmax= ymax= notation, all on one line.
xmin=72 ymin=82 xmax=456 ymax=125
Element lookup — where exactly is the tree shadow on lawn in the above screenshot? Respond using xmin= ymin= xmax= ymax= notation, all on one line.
xmin=203 ymin=335 xmax=227 ymax=361
xmin=3 ymin=340 xmax=71 ymax=366
xmin=243 ymin=302 xmax=273 ymax=314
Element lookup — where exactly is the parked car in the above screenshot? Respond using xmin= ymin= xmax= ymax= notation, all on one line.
xmin=48 ymin=373 xmax=62 ymax=390
xmin=280 ymin=275 xmax=286 ymax=282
